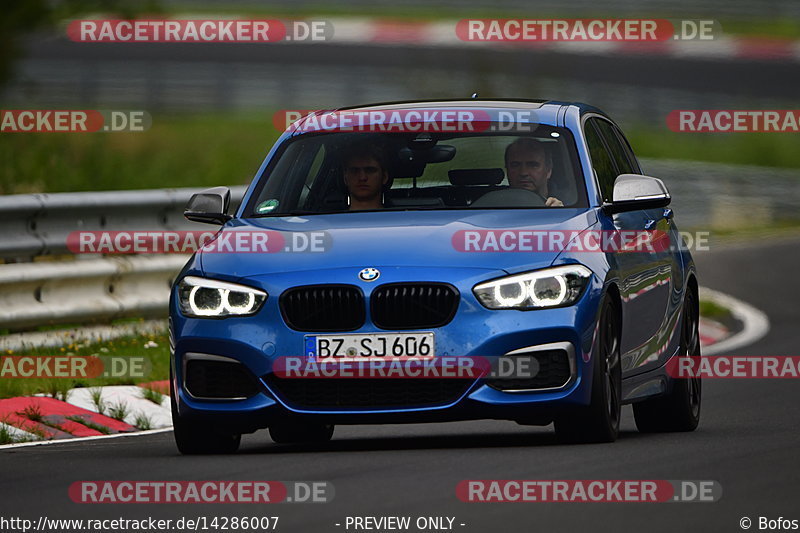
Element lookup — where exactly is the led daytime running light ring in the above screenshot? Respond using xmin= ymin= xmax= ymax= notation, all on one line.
xmin=529 ymin=274 xmax=567 ymax=306
xmin=188 ymin=285 xmax=258 ymax=316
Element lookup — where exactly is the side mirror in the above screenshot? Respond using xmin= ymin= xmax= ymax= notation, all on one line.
xmin=603 ymin=174 xmax=671 ymax=214
xmin=184 ymin=186 xmax=233 ymax=225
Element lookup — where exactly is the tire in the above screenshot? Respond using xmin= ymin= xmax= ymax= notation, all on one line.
xmin=170 ymin=368 xmax=241 ymax=455
xmin=633 ymin=286 xmax=701 ymax=433
xmin=555 ymin=297 xmax=621 ymax=444
xmin=269 ymin=423 xmax=335 ymax=444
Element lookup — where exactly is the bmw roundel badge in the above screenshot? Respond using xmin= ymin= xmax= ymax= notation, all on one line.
xmin=358 ymin=267 xmax=380 ymax=282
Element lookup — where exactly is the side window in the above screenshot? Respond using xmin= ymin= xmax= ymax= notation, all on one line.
xmin=251 ymin=140 xmax=321 ymax=212
xmin=594 ymin=119 xmax=636 ymax=176
xmin=611 ymin=125 xmax=641 ymax=174
xmin=584 ymin=119 xmax=616 ymax=202
xmin=298 ymin=145 xmax=326 ymax=207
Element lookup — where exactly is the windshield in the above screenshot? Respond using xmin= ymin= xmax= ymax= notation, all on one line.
xmin=245 ymin=126 xmax=587 ymax=217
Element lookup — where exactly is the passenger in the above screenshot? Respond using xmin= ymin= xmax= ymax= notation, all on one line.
xmin=341 ymin=144 xmax=389 ymax=211
xmin=505 ymin=138 xmax=564 ymax=207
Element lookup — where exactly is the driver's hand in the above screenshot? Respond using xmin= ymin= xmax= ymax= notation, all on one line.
xmin=545 ymin=197 xmax=564 ymax=207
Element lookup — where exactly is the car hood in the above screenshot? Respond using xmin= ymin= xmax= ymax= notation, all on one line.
xmin=198 ymin=209 xmax=597 ymax=279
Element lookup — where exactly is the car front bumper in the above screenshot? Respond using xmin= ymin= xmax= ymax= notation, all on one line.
xmin=170 ymin=267 xmax=605 ymax=434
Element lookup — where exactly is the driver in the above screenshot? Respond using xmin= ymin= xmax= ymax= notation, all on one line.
xmin=505 ymin=138 xmax=564 ymax=207
xmin=341 ymin=144 xmax=388 ymax=211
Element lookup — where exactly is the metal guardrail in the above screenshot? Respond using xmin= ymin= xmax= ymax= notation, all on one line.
xmin=0 ymin=255 xmax=188 ymax=330
xmin=0 ymin=187 xmax=246 ymax=261
xmin=0 ymin=186 xmax=246 ymax=331
xmin=640 ymin=159 xmax=800 ymax=229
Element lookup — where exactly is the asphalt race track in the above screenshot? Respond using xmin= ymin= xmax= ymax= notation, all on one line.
xmin=1 ymin=236 xmax=798 ymax=533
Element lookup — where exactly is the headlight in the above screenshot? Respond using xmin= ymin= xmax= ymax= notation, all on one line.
xmin=473 ymin=264 xmax=592 ymax=310
xmin=178 ymin=276 xmax=267 ymax=318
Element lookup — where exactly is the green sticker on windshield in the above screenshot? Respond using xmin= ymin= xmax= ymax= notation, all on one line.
xmin=256 ymin=199 xmax=279 ymax=214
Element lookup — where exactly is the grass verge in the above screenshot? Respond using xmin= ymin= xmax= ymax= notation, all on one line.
xmin=626 ymin=127 xmax=800 ymax=170
xmin=0 ymin=423 xmax=35 ymax=445
xmin=0 ymin=112 xmax=276 ymax=194
xmin=700 ymin=299 xmax=733 ymax=322
xmin=0 ymin=331 xmax=170 ymax=400
xmin=66 ymin=415 xmax=111 ymax=434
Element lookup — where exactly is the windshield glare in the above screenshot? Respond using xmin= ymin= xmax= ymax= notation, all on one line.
xmin=246 ymin=127 xmax=587 ymax=217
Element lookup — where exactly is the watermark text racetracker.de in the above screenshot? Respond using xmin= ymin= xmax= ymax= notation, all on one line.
xmin=456 ymin=19 xmax=720 ymax=41
xmin=0 ymin=355 xmax=150 ymax=379
xmin=69 ymin=480 xmax=333 ymax=504
xmin=0 ymin=110 xmax=150 ymax=133
xmin=273 ymin=109 xmax=546 ymax=133
xmin=458 ymin=480 xmax=721 ymax=502
xmin=667 ymin=110 xmax=800 ymax=132
xmin=452 ymin=229 xmax=711 ymax=253
xmin=66 ymin=230 xmax=330 ymax=254
xmin=67 ymin=18 xmax=333 ymax=42
xmin=273 ymin=355 xmax=544 ymax=380
xmin=668 ymin=356 xmax=800 ymax=378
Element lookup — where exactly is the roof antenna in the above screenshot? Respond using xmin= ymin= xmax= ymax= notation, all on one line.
xmin=471 ymin=93 xmax=478 ymax=99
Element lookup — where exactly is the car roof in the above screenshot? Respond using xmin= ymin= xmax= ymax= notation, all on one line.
xmin=290 ymin=99 xmax=610 ymax=135
xmin=345 ymin=98 xmax=607 ymax=115
xmin=338 ymin=99 xmax=549 ymax=111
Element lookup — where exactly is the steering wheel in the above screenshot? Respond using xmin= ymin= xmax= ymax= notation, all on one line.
xmin=470 ymin=187 xmax=547 ymax=208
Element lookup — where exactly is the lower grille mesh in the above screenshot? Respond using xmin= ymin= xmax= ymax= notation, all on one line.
xmin=486 ymin=349 xmax=572 ymax=390
xmin=185 ymin=359 xmax=261 ymax=399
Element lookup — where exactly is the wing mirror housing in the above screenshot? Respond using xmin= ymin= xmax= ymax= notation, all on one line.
xmin=603 ymin=174 xmax=671 ymax=214
xmin=184 ymin=186 xmax=233 ymax=225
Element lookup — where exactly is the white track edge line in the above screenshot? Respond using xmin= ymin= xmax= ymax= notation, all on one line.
xmin=0 ymin=427 xmax=173 ymax=451
xmin=699 ymin=286 xmax=770 ymax=356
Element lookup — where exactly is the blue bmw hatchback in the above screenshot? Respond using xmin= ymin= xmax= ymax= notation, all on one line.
xmin=169 ymin=100 xmax=701 ymax=453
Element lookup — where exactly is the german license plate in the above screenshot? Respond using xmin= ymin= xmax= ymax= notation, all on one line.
xmin=305 ymin=332 xmax=435 ymax=362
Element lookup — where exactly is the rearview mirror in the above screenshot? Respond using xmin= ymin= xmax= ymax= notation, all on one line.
xmin=398 ymin=145 xmax=456 ymax=164
xmin=603 ymin=174 xmax=671 ymax=214
xmin=184 ymin=186 xmax=233 ymax=225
